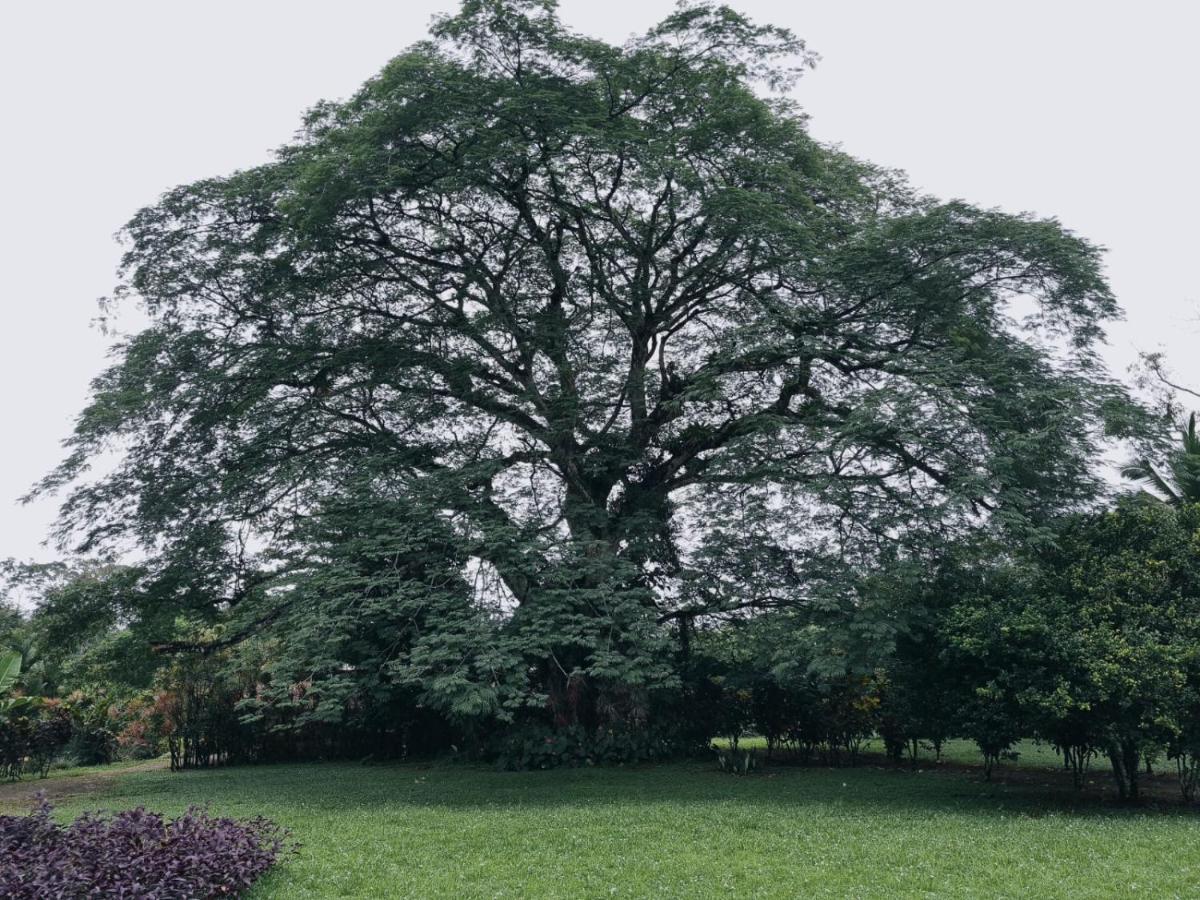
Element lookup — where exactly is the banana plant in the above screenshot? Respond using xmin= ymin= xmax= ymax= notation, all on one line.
xmin=0 ymin=649 xmax=41 ymax=718
xmin=0 ymin=650 xmax=20 ymax=695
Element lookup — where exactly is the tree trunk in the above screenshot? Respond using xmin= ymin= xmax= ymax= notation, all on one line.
xmin=1108 ymin=740 xmax=1140 ymax=800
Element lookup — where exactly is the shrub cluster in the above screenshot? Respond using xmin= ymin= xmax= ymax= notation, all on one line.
xmin=0 ymin=795 xmax=293 ymax=899
xmin=153 ymin=650 xmax=462 ymax=769
xmin=919 ymin=503 xmax=1200 ymax=801
xmin=698 ymin=668 xmax=879 ymax=767
xmin=0 ymin=690 xmax=175 ymax=779
xmin=699 ymin=502 xmax=1200 ymax=802
xmin=1 ymin=701 xmax=73 ymax=780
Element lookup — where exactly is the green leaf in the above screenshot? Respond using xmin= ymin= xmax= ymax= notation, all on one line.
xmin=0 ymin=649 xmax=22 ymax=695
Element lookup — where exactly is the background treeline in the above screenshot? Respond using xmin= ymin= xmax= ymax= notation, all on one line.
xmin=5 ymin=494 xmax=1200 ymax=802
xmin=695 ymin=498 xmax=1200 ymax=801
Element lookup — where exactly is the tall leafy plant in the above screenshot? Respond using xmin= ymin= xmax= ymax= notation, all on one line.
xmin=0 ymin=650 xmax=20 ymax=696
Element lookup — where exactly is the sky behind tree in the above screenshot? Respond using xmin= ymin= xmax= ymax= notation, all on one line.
xmin=2 ymin=0 xmax=1197 ymax=564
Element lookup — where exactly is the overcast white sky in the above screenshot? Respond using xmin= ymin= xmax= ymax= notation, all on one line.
xmin=1 ymin=0 xmax=1197 ymax=564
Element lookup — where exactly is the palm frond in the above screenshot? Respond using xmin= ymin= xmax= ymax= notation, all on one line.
xmin=1120 ymin=457 xmax=1181 ymax=504
xmin=1182 ymin=412 xmax=1200 ymax=455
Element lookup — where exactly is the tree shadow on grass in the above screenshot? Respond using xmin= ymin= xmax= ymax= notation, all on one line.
xmin=103 ymin=758 xmax=1200 ymax=822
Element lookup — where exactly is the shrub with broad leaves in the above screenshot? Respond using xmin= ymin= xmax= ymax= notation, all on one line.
xmin=0 ymin=794 xmax=295 ymax=898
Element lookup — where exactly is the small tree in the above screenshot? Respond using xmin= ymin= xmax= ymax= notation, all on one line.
xmin=946 ymin=502 xmax=1200 ymax=799
xmin=958 ymin=685 xmax=1022 ymax=781
xmin=1167 ymin=652 xmax=1200 ymax=802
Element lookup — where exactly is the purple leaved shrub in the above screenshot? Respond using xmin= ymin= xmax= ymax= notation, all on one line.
xmin=0 ymin=793 xmax=295 ymax=898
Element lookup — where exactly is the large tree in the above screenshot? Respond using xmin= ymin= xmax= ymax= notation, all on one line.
xmin=40 ymin=0 xmax=1134 ymax=728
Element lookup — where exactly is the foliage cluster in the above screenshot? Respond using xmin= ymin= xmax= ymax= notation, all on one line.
xmin=0 ymin=652 xmax=71 ymax=779
xmin=699 ymin=662 xmax=879 ymax=768
xmin=930 ymin=500 xmax=1200 ymax=801
xmin=0 ymin=795 xmax=293 ymax=899
xmin=705 ymin=500 xmax=1200 ymax=800
xmin=0 ymin=644 xmax=175 ymax=778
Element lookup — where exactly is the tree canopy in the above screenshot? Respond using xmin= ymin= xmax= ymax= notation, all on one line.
xmin=939 ymin=501 xmax=1200 ymax=798
xmin=38 ymin=0 xmax=1136 ymax=729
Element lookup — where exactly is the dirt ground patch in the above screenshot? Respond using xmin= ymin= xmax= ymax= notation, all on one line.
xmin=0 ymin=758 xmax=168 ymax=813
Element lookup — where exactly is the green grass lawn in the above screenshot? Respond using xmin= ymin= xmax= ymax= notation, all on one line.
xmin=49 ymin=757 xmax=1200 ymax=899
xmin=39 ymin=756 xmax=163 ymax=781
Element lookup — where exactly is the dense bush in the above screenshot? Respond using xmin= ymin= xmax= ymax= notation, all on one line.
xmin=0 ymin=707 xmax=35 ymax=780
xmin=700 ymin=657 xmax=880 ymax=768
xmin=156 ymin=648 xmax=466 ymax=769
xmin=114 ymin=693 xmax=169 ymax=760
xmin=0 ymin=795 xmax=294 ymax=899
xmin=27 ymin=702 xmax=73 ymax=778
xmin=62 ymin=690 xmax=120 ymax=766
xmin=956 ymin=688 xmax=1023 ymax=781
xmin=0 ymin=699 xmax=74 ymax=781
xmin=936 ymin=502 xmax=1200 ymax=799
xmin=674 ymin=504 xmax=1200 ymax=804
xmin=159 ymin=656 xmax=257 ymax=771
xmin=708 ymin=676 xmax=755 ymax=751
xmin=2 ymin=688 xmax=171 ymax=777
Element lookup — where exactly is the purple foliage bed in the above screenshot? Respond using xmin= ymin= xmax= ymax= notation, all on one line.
xmin=0 ymin=794 xmax=294 ymax=899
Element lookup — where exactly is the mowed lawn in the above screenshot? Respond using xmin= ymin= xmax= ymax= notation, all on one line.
xmin=49 ymin=756 xmax=1200 ymax=899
